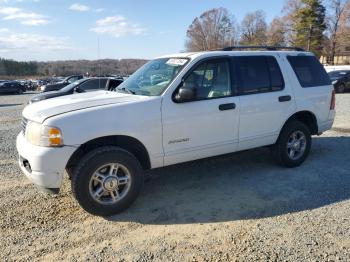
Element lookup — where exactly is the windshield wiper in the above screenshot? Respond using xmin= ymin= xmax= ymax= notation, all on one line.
xmin=116 ymin=87 xmax=135 ymax=94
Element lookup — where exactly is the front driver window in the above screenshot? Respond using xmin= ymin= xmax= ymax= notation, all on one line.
xmin=183 ymin=60 xmax=231 ymax=100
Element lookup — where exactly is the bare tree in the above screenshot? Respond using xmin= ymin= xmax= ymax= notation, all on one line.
xmin=239 ymin=10 xmax=267 ymax=45
xmin=267 ymin=17 xmax=287 ymax=46
xmin=185 ymin=8 xmax=237 ymax=51
xmin=326 ymin=0 xmax=350 ymax=64
xmin=281 ymin=0 xmax=303 ymax=45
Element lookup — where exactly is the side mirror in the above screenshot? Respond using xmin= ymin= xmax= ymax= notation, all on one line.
xmin=74 ymin=86 xmax=82 ymax=93
xmin=174 ymin=82 xmax=195 ymax=102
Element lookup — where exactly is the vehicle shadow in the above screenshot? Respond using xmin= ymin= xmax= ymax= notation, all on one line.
xmin=108 ymin=136 xmax=350 ymax=224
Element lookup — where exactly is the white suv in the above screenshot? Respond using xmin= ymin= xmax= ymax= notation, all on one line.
xmin=17 ymin=47 xmax=336 ymax=216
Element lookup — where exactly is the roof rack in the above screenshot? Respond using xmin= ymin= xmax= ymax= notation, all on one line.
xmin=221 ymin=46 xmax=305 ymax=52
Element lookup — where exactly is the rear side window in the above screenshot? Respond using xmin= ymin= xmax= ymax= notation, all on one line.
xmin=107 ymin=79 xmax=123 ymax=90
xmin=234 ymin=56 xmax=284 ymax=95
xmin=287 ymin=56 xmax=331 ymax=87
xmin=80 ymin=79 xmax=107 ymax=91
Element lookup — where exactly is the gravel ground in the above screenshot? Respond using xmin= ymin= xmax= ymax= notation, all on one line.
xmin=0 ymin=92 xmax=350 ymax=261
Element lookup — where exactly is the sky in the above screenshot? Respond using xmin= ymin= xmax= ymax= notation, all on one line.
xmin=0 ymin=0 xmax=286 ymax=61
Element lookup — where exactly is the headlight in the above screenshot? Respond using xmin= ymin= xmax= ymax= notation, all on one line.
xmin=332 ymin=80 xmax=338 ymax=85
xmin=25 ymin=121 xmax=63 ymax=147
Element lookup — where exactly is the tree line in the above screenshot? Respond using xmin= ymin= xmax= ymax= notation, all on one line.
xmin=185 ymin=0 xmax=350 ymax=64
xmin=0 ymin=58 xmax=38 ymax=77
xmin=0 ymin=58 xmax=147 ymax=78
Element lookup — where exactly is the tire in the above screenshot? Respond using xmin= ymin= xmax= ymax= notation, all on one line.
xmin=17 ymin=88 xmax=23 ymax=95
xmin=336 ymin=84 xmax=345 ymax=93
xmin=71 ymin=146 xmax=144 ymax=216
xmin=272 ymin=121 xmax=311 ymax=168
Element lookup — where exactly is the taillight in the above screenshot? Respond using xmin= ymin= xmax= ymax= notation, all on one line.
xmin=330 ymin=90 xmax=336 ymax=110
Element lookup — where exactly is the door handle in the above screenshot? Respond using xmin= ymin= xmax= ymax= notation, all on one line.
xmin=219 ymin=103 xmax=236 ymax=111
xmin=279 ymin=95 xmax=291 ymax=102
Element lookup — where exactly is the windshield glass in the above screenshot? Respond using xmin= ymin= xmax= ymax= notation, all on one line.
xmin=328 ymin=70 xmax=349 ymax=80
xmin=60 ymin=79 xmax=85 ymax=92
xmin=116 ymin=57 xmax=189 ymax=96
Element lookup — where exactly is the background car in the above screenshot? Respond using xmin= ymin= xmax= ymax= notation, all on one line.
xmin=0 ymin=81 xmax=26 ymax=94
xmin=29 ymin=77 xmax=124 ymax=103
xmin=41 ymin=75 xmax=84 ymax=92
xmin=328 ymin=70 xmax=350 ymax=93
xmin=324 ymin=65 xmax=350 ymax=73
xmin=17 ymin=80 xmax=37 ymax=91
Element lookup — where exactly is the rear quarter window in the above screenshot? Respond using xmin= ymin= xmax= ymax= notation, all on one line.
xmin=287 ymin=56 xmax=331 ymax=87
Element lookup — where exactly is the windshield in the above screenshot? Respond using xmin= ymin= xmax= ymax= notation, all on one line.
xmin=328 ymin=70 xmax=349 ymax=80
xmin=60 ymin=79 xmax=85 ymax=92
xmin=116 ymin=57 xmax=189 ymax=96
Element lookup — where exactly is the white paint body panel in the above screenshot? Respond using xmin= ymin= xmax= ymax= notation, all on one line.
xmin=237 ymin=53 xmax=297 ymax=151
xmin=42 ymin=92 xmax=164 ymax=169
xmin=17 ymin=51 xmax=335 ymax=191
xmin=162 ymin=96 xmax=240 ymax=166
xmin=16 ymin=132 xmax=76 ymax=188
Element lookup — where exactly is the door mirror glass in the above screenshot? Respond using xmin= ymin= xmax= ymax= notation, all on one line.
xmin=174 ymin=82 xmax=195 ymax=102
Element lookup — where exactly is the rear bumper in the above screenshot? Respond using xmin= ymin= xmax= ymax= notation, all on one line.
xmin=318 ymin=120 xmax=334 ymax=134
xmin=318 ymin=110 xmax=336 ymax=133
xmin=16 ymin=132 xmax=76 ymax=192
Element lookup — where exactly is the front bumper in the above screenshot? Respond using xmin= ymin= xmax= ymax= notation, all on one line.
xmin=16 ymin=132 xmax=76 ymax=193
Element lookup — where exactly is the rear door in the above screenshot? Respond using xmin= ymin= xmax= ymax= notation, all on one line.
xmin=233 ymin=55 xmax=296 ymax=150
xmin=9 ymin=83 xmax=17 ymax=93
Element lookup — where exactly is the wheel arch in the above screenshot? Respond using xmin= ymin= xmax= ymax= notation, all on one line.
xmin=281 ymin=111 xmax=318 ymax=136
xmin=66 ymin=135 xmax=151 ymax=175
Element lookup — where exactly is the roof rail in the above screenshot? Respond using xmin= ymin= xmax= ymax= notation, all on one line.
xmin=221 ymin=46 xmax=305 ymax=52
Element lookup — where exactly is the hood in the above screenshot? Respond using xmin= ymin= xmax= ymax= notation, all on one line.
xmin=29 ymin=90 xmax=71 ymax=103
xmin=23 ymin=90 xmax=148 ymax=123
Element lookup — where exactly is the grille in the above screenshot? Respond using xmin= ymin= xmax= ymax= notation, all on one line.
xmin=21 ymin=117 xmax=28 ymax=135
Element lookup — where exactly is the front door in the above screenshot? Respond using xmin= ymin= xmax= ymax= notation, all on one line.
xmin=162 ymin=58 xmax=240 ymax=166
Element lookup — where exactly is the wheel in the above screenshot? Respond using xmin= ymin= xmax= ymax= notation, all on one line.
xmin=336 ymin=84 xmax=345 ymax=93
xmin=17 ymin=88 xmax=23 ymax=94
xmin=272 ymin=121 xmax=311 ymax=168
xmin=71 ymin=146 xmax=144 ymax=216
